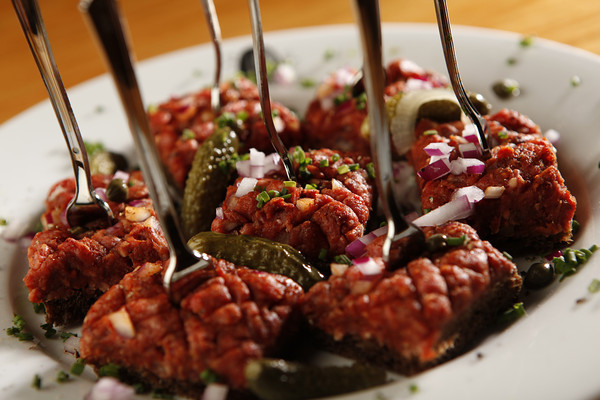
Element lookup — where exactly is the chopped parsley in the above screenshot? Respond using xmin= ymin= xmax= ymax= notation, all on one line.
xmin=32 ymin=374 xmax=42 ymax=390
xmin=70 ymin=358 xmax=86 ymax=376
xmin=300 ymin=78 xmax=316 ymax=88
xmin=6 ymin=315 xmax=33 ymax=341
xmin=497 ymin=302 xmax=526 ymax=324
xmin=56 ymin=370 xmax=70 ymax=383
xmin=519 ymin=35 xmax=535 ymax=48
xmin=60 ymin=331 xmax=78 ymax=342
xmin=98 ymin=363 xmax=121 ymax=378
xmin=32 ymin=302 xmax=45 ymax=314
xmin=84 ymin=141 xmax=105 ymax=157
xmin=41 ymin=323 xmax=57 ymax=339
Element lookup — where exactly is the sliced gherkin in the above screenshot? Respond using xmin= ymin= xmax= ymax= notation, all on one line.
xmin=244 ymin=358 xmax=387 ymax=400
xmin=187 ymin=232 xmax=323 ymax=290
xmin=181 ymin=128 xmax=239 ymax=239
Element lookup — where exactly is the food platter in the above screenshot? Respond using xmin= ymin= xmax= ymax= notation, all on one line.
xmin=1 ymin=23 xmax=600 ymax=399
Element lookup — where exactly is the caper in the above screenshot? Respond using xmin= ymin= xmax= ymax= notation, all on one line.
xmin=106 ymin=178 xmax=129 ymax=203
xmin=89 ymin=151 xmax=128 ymax=175
xmin=492 ymin=78 xmax=521 ymax=99
xmin=426 ymin=233 xmax=448 ymax=253
xmin=524 ymin=262 xmax=555 ymax=289
xmin=468 ymin=92 xmax=492 ymax=115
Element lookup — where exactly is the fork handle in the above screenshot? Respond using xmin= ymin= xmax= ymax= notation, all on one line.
xmin=13 ymin=0 xmax=98 ymax=207
xmin=80 ymin=0 xmax=198 ymax=265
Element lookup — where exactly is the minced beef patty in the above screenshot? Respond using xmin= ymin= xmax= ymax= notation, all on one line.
xmin=301 ymin=222 xmax=522 ymax=375
xmin=211 ymin=149 xmax=373 ymax=260
xmin=148 ymin=76 xmax=301 ymax=189
xmin=408 ymin=108 xmax=576 ymax=253
xmin=25 ymin=171 xmax=169 ymax=325
xmin=302 ymin=58 xmax=448 ymax=155
xmin=80 ymin=258 xmax=304 ymax=394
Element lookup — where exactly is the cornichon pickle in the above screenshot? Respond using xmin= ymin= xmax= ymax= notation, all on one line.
xmin=181 ymin=128 xmax=239 ymax=239
xmin=244 ymin=358 xmax=387 ymax=400
xmin=187 ymin=232 xmax=323 ymax=290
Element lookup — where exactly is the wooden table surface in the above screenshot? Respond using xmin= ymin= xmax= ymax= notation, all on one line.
xmin=1 ymin=0 xmax=600 ymax=124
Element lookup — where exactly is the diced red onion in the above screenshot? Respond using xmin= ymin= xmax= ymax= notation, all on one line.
xmin=544 ymin=129 xmax=561 ymax=145
xmin=345 ymin=225 xmax=388 ymax=258
xmin=215 ymin=207 xmax=224 ymax=220
xmin=84 ymin=377 xmax=134 ymax=400
xmin=450 ymin=158 xmax=485 ymax=175
xmin=423 ymin=142 xmax=454 ymax=157
xmin=237 ymin=150 xmax=282 ymax=178
xmin=546 ymin=249 xmax=563 ymax=261
xmin=353 ymin=257 xmax=384 ymax=276
xmin=404 ymin=78 xmax=434 ymax=91
xmin=417 ymin=157 xmax=450 ymax=181
xmin=452 ymin=185 xmax=485 ymax=203
xmin=94 ymin=187 xmax=109 ymax=203
xmin=113 ymin=170 xmax=130 ymax=183
xmin=458 ymin=142 xmax=481 ymax=158
xmin=413 ymin=194 xmax=473 ymax=227
xmin=264 ymin=153 xmax=283 ymax=175
xmin=273 ymin=63 xmax=297 ymax=85
xmin=235 ymin=177 xmax=258 ymax=197
xmin=250 ymin=148 xmax=265 ymax=166
xmin=127 ymin=199 xmax=147 ymax=207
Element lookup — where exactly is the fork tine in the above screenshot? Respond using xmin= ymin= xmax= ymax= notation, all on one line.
xmin=200 ymin=0 xmax=222 ymax=113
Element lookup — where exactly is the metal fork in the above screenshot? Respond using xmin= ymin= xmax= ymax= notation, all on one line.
xmin=434 ymin=0 xmax=489 ymax=150
xmin=247 ymin=0 xmax=296 ymax=181
xmin=13 ymin=0 xmax=114 ymax=229
xmin=352 ymin=0 xmax=425 ymax=263
xmin=200 ymin=0 xmax=222 ymax=113
xmin=80 ymin=0 xmax=212 ymax=302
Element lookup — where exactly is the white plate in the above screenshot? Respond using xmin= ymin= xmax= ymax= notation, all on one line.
xmin=1 ymin=23 xmax=600 ymax=400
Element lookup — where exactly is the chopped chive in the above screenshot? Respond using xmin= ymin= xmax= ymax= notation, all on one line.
xmin=355 ymin=92 xmax=367 ymax=110
xmin=337 ymin=165 xmax=350 ymax=175
xmin=348 ymin=163 xmax=360 ymax=171
xmin=409 ymin=383 xmax=419 ymax=393
xmin=305 ymin=183 xmax=318 ymax=190
xmin=333 ymin=254 xmax=353 ymax=265
xmin=182 ymin=128 xmax=195 ymax=140
xmin=570 ymin=75 xmax=582 ymax=87
xmin=319 ymin=159 xmax=329 ymax=167
xmin=331 ymin=153 xmax=340 ymax=162
xmin=267 ymin=190 xmax=280 ymax=198
xmin=318 ymin=248 xmax=328 ymax=261
xmin=502 ymin=251 xmax=513 ymax=261
xmin=446 ymin=234 xmax=467 ymax=247
xmin=423 ymin=129 xmax=438 ymax=136
xmin=497 ymin=302 xmax=526 ymax=324
xmin=498 ymin=130 xmax=509 ymax=139
xmin=236 ymin=110 xmax=249 ymax=121
xmin=284 ymin=180 xmax=296 ymax=187
xmin=281 ymin=194 xmax=291 ymax=199
xmin=256 ymin=191 xmax=271 ymax=208
xmin=366 ymin=162 xmax=376 ymax=179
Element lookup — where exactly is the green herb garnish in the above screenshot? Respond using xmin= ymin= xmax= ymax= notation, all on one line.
xmin=497 ymin=302 xmax=526 ymax=324
xmin=588 ymin=279 xmax=600 ymax=294
xmin=98 ymin=363 xmax=121 ymax=378
xmin=333 ymin=254 xmax=353 ymax=265
xmin=56 ymin=370 xmax=70 ymax=383
xmin=337 ymin=164 xmax=350 ymax=175
xmin=70 ymin=358 xmax=86 ymax=376
xmin=32 ymin=374 xmax=42 ymax=390
xmin=200 ymin=368 xmax=220 ymax=384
